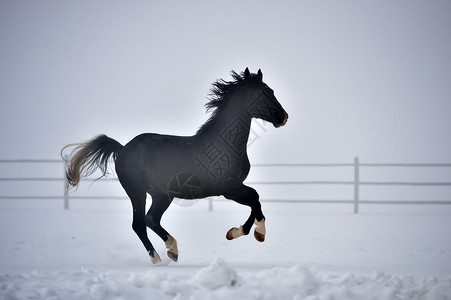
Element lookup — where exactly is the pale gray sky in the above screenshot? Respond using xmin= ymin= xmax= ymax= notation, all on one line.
xmin=1 ymin=0 xmax=450 ymax=163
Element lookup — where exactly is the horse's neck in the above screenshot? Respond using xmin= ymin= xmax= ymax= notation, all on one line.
xmin=196 ymin=106 xmax=252 ymax=157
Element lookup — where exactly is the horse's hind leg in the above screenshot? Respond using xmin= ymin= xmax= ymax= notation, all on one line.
xmin=124 ymin=186 xmax=162 ymax=264
xmin=146 ymin=192 xmax=179 ymax=262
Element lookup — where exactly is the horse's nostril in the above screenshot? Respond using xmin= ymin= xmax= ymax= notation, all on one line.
xmin=281 ymin=115 xmax=288 ymax=126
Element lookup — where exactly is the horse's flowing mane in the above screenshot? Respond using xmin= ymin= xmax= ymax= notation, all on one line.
xmin=205 ymin=71 xmax=244 ymax=112
xmin=197 ymin=70 xmax=260 ymax=135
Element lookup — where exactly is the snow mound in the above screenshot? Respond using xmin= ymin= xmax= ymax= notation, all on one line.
xmin=1 ymin=261 xmax=451 ymax=299
xmin=193 ymin=257 xmax=238 ymax=289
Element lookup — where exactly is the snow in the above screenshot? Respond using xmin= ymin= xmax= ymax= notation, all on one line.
xmin=3 ymin=263 xmax=451 ymax=300
xmin=1 ymin=199 xmax=451 ymax=299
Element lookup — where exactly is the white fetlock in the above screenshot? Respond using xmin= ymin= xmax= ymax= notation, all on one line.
xmin=165 ymin=235 xmax=178 ymax=253
xmin=254 ymin=219 xmax=266 ymax=242
xmin=226 ymin=225 xmax=244 ymax=240
xmin=232 ymin=226 xmax=245 ymax=238
xmin=150 ymin=250 xmax=162 ymax=264
xmin=254 ymin=219 xmax=266 ymax=235
xmin=165 ymin=235 xmax=179 ymax=262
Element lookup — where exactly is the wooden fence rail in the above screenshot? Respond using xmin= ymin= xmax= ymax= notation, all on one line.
xmin=1 ymin=158 xmax=451 ymax=213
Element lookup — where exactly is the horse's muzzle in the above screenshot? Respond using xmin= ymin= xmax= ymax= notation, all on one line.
xmin=274 ymin=113 xmax=288 ymax=128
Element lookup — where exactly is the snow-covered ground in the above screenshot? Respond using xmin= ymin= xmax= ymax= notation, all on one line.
xmin=1 ymin=199 xmax=451 ymax=299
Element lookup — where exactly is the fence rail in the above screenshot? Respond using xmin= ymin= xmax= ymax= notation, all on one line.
xmin=1 ymin=157 xmax=451 ymax=213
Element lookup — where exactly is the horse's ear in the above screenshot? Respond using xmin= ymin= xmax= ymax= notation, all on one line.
xmin=244 ymin=67 xmax=250 ymax=79
xmin=257 ymin=69 xmax=263 ymax=81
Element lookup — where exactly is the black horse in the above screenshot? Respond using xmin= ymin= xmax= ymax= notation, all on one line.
xmin=63 ymin=68 xmax=288 ymax=264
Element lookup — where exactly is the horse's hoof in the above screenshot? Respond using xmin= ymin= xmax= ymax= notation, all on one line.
xmin=254 ymin=230 xmax=265 ymax=242
xmin=226 ymin=228 xmax=235 ymax=240
xmin=167 ymin=250 xmax=178 ymax=262
xmin=226 ymin=226 xmax=244 ymax=240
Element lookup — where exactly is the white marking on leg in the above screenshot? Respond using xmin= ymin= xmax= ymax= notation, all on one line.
xmin=254 ymin=219 xmax=266 ymax=235
xmin=149 ymin=250 xmax=162 ymax=264
xmin=231 ymin=225 xmax=245 ymax=239
xmin=165 ymin=235 xmax=178 ymax=255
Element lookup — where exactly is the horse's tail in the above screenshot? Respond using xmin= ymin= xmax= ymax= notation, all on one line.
xmin=61 ymin=134 xmax=123 ymax=187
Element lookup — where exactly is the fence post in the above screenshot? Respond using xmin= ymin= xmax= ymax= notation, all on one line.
xmin=63 ymin=159 xmax=70 ymax=210
xmin=354 ymin=157 xmax=360 ymax=214
xmin=208 ymin=197 xmax=213 ymax=211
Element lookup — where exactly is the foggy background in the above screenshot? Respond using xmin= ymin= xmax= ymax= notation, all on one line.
xmin=2 ymin=5 xmax=451 ymax=297
xmin=1 ymin=0 xmax=450 ymax=164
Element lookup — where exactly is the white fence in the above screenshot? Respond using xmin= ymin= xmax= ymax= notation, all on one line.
xmin=1 ymin=158 xmax=451 ymax=213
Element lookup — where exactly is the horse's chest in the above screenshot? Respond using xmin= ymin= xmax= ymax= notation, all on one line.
xmin=193 ymin=144 xmax=249 ymax=180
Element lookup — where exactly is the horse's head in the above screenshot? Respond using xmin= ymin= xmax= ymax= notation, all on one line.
xmin=242 ymin=68 xmax=288 ymax=128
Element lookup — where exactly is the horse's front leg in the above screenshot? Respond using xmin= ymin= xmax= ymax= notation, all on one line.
xmin=222 ymin=181 xmax=266 ymax=242
xmin=226 ymin=214 xmax=266 ymax=242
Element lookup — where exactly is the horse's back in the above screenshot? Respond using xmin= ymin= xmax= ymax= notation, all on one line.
xmin=115 ymin=133 xmax=197 ymax=189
